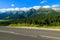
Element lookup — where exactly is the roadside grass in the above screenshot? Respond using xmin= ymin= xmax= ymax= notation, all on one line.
xmin=0 ymin=20 xmax=60 ymax=29
xmin=9 ymin=23 xmax=60 ymax=29
xmin=43 ymin=26 xmax=60 ymax=29
xmin=9 ymin=23 xmax=39 ymax=27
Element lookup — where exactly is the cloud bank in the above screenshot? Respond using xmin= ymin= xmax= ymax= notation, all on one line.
xmin=0 ymin=5 xmax=60 ymax=12
xmin=52 ymin=4 xmax=60 ymax=8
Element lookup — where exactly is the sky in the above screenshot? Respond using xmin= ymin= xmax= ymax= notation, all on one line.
xmin=0 ymin=0 xmax=60 ymax=8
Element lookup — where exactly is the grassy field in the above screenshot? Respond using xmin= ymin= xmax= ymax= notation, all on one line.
xmin=0 ymin=20 xmax=9 ymax=22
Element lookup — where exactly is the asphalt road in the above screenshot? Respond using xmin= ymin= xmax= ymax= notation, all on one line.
xmin=0 ymin=26 xmax=60 ymax=40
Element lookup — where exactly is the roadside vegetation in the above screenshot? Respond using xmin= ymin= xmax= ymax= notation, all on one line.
xmin=0 ymin=8 xmax=60 ymax=28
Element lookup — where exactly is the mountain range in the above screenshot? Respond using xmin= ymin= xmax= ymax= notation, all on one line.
xmin=0 ymin=8 xmax=60 ymax=20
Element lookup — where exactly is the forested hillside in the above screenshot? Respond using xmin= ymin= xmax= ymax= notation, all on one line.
xmin=0 ymin=8 xmax=60 ymax=26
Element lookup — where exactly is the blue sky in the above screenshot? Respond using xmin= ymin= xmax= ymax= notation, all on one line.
xmin=0 ymin=0 xmax=60 ymax=8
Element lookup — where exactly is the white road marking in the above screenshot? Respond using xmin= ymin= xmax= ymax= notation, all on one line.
xmin=40 ymin=35 xmax=60 ymax=39
xmin=0 ymin=30 xmax=20 ymax=34
xmin=0 ymin=30 xmax=38 ymax=38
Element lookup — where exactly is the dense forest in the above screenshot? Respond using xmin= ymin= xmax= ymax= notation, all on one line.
xmin=0 ymin=8 xmax=60 ymax=27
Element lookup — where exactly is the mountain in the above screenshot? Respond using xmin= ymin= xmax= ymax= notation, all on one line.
xmin=0 ymin=8 xmax=60 ymax=20
xmin=0 ymin=8 xmax=60 ymax=26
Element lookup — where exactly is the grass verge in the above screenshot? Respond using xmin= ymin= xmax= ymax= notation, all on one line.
xmin=9 ymin=23 xmax=60 ymax=29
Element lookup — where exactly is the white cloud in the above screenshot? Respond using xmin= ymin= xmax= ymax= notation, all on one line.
xmin=20 ymin=7 xmax=31 ymax=11
xmin=40 ymin=0 xmax=47 ymax=4
xmin=15 ymin=8 xmax=20 ymax=11
xmin=20 ymin=6 xmax=41 ymax=11
xmin=43 ymin=5 xmax=51 ymax=8
xmin=52 ymin=4 xmax=60 ymax=8
xmin=0 ymin=6 xmax=49 ymax=12
xmin=0 ymin=8 xmax=6 ymax=12
xmin=32 ymin=6 xmax=41 ymax=10
xmin=0 ymin=7 xmax=31 ymax=12
xmin=11 ymin=4 xmax=15 ymax=7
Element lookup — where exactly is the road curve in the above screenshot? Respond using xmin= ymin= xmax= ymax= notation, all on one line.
xmin=0 ymin=26 xmax=60 ymax=40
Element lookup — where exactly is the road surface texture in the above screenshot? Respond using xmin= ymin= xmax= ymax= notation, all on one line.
xmin=0 ymin=26 xmax=60 ymax=40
